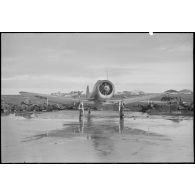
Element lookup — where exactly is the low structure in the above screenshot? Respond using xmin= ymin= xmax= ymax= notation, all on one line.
xmin=179 ymin=89 xmax=193 ymax=94
xmin=164 ymin=89 xmax=178 ymax=94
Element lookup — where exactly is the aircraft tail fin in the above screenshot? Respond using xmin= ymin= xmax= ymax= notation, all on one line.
xmin=86 ymin=85 xmax=90 ymax=98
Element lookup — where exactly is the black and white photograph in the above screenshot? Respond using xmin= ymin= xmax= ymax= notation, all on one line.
xmin=1 ymin=33 xmax=194 ymax=163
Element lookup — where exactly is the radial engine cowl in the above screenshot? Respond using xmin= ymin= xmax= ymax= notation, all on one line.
xmin=96 ymin=80 xmax=115 ymax=99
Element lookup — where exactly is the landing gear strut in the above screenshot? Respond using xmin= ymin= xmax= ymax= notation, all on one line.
xmin=78 ymin=102 xmax=84 ymax=119
xmin=88 ymin=107 xmax=91 ymax=115
xmin=119 ymin=100 xmax=125 ymax=119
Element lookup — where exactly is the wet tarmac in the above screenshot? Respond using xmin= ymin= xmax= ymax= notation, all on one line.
xmin=1 ymin=110 xmax=194 ymax=163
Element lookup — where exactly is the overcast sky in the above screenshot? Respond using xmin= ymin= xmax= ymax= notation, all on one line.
xmin=1 ymin=33 xmax=193 ymax=94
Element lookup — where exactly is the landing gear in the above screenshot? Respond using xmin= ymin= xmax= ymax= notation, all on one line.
xmin=88 ymin=107 xmax=91 ymax=116
xmin=119 ymin=100 xmax=125 ymax=119
xmin=78 ymin=101 xmax=92 ymax=118
xmin=78 ymin=102 xmax=84 ymax=120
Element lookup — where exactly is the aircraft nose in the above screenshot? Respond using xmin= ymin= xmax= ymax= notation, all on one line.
xmin=104 ymin=85 xmax=110 ymax=91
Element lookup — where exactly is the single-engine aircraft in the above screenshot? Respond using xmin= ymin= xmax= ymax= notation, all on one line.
xmin=19 ymin=79 xmax=160 ymax=118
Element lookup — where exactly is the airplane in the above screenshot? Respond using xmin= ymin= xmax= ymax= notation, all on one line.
xmin=19 ymin=79 xmax=161 ymax=118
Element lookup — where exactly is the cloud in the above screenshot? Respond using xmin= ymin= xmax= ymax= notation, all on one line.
xmin=1 ymin=33 xmax=193 ymax=94
xmin=2 ymin=74 xmax=94 ymax=83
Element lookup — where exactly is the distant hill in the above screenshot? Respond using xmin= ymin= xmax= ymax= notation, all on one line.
xmin=130 ymin=90 xmax=145 ymax=95
xmin=163 ymin=89 xmax=193 ymax=95
xmin=179 ymin=89 xmax=193 ymax=94
xmin=164 ymin=89 xmax=178 ymax=94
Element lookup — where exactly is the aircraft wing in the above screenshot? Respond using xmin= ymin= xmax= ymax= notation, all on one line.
xmin=19 ymin=91 xmax=83 ymax=105
xmin=19 ymin=91 xmax=164 ymax=109
xmin=104 ymin=94 xmax=162 ymax=105
xmin=123 ymin=94 xmax=162 ymax=104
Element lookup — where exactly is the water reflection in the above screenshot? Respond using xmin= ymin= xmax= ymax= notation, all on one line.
xmin=118 ymin=118 xmax=124 ymax=134
xmin=78 ymin=117 xmax=84 ymax=134
xmin=22 ymin=114 xmax=170 ymax=159
xmin=86 ymin=115 xmax=115 ymax=156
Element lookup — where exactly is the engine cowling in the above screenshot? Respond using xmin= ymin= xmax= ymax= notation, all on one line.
xmin=90 ymin=80 xmax=115 ymax=101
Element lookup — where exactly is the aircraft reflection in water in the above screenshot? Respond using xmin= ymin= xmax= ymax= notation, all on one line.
xmin=22 ymin=114 xmax=170 ymax=158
